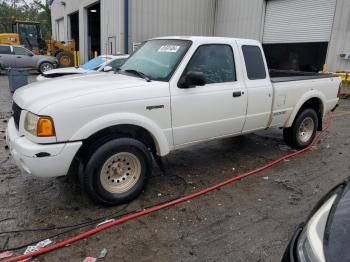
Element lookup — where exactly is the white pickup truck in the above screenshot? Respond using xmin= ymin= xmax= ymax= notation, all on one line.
xmin=6 ymin=37 xmax=340 ymax=205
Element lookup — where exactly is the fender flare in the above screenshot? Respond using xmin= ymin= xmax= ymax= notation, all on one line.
xmin=70 ymin=112 xmax=171 ymax=156
xmin=37 ymin=57 xmax=55 ymax=67
xmin=284 ymin=90 xmax=326 ymax=128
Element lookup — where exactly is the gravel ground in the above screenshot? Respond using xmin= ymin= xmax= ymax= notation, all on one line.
xmin=0 ymin=74 xmax=349 ymax=262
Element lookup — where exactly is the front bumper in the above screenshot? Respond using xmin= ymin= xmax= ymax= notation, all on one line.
xmin=282 ymin=225 xmax=303 ymax=262
xmin=6 ymin=117 xmax=82 ymax=178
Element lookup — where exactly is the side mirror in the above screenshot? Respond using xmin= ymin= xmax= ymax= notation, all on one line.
xmin=28 ymin=53 xmax=34 ymax=57
xmin=103 ymin=66 xmax=113 ymax=72
xmin=178 ymin=71 xmax=206 ymax=89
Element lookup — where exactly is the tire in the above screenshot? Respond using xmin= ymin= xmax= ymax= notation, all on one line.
xmin=56 ymin=51 xmax=74 ymax=67
xmin=283 ymin=108 xmax=318 ymax=150
xmin=39 ymin=62 xmax=54 ymax=74
xmin=82 ymin=138 xmax=153 ymax=205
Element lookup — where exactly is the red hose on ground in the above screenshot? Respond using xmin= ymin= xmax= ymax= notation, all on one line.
xmin=4 ymin=114 xmax=332 ymax=262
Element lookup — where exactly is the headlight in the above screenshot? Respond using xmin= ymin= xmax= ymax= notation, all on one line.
xmin=297 ymin=194 xmax=337 ymax=262
xmin=24 ymin=112 xmax=56 ymax=137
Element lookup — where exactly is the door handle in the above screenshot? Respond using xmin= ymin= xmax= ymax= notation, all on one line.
xmin=232 ymin=91 xmax=243 ymax=97
xmin=16 ymin=56 xmax=22 ymax=58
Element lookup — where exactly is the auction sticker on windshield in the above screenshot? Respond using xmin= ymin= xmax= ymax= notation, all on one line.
xmin=158 ymin=45 xmax=181 ymax=53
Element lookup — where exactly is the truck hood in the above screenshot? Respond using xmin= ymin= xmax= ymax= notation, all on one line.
xmin=43 ymin=67 xmax=87 ymax=76
xmin=13 ymin=73 xmax=146 ymax=113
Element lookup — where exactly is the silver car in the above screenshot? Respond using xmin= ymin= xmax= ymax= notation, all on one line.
xmin=0 ymin=44 xmax=58 ymax=74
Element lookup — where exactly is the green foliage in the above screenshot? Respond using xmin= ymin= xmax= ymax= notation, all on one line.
xmin=0 ymin=0 xmax=52 ymax=39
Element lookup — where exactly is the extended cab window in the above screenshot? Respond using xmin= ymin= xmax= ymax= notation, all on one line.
xmin=13 ymin=47 xmax=32 ymax=56
xmin=242 ymin=45 xmax=266 ymax=80
xmin=184 ymin=44 xmax=236 ymax=84
xmin=0 ymin=46 xmax=11 ymax=54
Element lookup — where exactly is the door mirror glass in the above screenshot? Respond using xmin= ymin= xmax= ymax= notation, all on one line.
xmin=178 ymin=71 xmax=206 ymax=88
xmin=103 ymin=65 xmax=113 ymax=72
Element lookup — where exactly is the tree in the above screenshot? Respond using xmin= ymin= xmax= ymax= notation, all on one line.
xmin=33 ymin=0 xmax=52 ymax=38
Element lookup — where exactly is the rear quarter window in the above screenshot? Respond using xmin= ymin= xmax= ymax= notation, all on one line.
xmin=0 ymin=46 xmax=11 ymax=54
xmin=242 ymin=45 xmax=267 ymax=80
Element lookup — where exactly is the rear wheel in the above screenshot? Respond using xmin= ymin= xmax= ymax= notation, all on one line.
xmin=283 ymin=108 xmax=318 ymax=150
xmin=56 ymin=51 xmax=74 ymax=67
xmin=39 ymin=62 xmax=54 ymax=74
xmin=82 ymin=138 xmax=152 ymax=206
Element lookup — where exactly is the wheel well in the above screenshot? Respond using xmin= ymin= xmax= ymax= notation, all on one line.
xmin=52 ymin=49 xmax=62 ymax=57
xmin=67 ymin=124 xmax=158 ymax=180
xmin=299 ymin=98 xmax=323 ymax=131
xmin=77 ymin=124 xmax=157 ymax=163
xmin=39 ymin=61 xmax=53 ymax=67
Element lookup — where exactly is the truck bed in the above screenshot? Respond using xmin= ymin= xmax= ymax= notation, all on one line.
xmin=269 ymin=69 xmax=335 ymax=83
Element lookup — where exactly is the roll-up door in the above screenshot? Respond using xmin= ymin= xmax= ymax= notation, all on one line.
xmin=263 ymin=0 xmax=337 ymax=44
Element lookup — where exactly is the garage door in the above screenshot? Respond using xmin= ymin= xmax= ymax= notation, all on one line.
xmin=263 ymin=0 xmax=337 ymax=43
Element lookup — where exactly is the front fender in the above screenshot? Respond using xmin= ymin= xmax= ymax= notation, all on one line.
xmin=36 ymin=59 xmax=48 ymax=68
xmin=284 ymin=90 xmax=326 ymax=128
xmin=70 ymin=112 xmax=171 ymax=156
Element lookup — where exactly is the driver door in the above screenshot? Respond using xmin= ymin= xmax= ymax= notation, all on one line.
xmin=170 ymin=44 xmax=248 ymax=146
xmin=13 ymin=46 xmax=36 ymax=69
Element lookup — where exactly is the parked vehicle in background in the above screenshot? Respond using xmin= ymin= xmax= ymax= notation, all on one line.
xmin=0 ymin=44 xmax=58 ymax=73
xmin=6 ymin=36 xmax=340 ymax=205
xmin=0 ymin=18 xmax=76 ymax=67
xmin=282 ymin=177 xmax=350 ymax=262
xmin=36 ymin=54 xmax=129 ymax=81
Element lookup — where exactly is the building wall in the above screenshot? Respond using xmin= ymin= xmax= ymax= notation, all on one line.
xmin=129 ymin=0 xmax=216 ymax=50
xmin=326 ymin=0 xmax=350 ymax=72
xmin=101 ymin=0 xmax=125 ymax=55
xmin=50 ymin=0 xmax=350 ymax=71
xmin=51 ymin=0 xmax=124 ymax=62
xmin=214 ymin=0 xmax=265 ymax=41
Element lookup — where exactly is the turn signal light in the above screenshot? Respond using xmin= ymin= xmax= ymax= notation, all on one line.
xmin=37 ymin=117 xmax=55 ymax=137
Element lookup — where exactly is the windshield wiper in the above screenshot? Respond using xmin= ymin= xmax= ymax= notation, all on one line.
xmin=124 ymin=69 xmax=151 ymax=82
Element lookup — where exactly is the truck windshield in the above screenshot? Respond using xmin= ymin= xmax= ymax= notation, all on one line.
xmin=120 ymin=39 xmax=192 ymax=81
xmin=80 ymin=56 xmax=111 ymax=71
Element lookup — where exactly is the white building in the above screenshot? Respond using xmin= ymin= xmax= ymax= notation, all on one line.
xmin=50 ymin=0 xmax=350 ymax=72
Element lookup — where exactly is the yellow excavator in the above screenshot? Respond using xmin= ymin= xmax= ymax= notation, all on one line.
xmin=0 ymin=18 xmax=75 ymax=67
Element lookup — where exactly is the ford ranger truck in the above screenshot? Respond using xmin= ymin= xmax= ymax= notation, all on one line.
xmin=6 ymin=37 xmax=340 ymax=205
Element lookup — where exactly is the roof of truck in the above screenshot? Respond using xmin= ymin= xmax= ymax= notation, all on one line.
xmin=152 ymin=36 xmax=261 ymax=44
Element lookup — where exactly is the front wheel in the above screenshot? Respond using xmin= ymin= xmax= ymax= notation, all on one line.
xmin=39 ymin=62 xmax=54 ymax=73
xmin=82 ymin=138 xmax=153 ymax=206
xmin=56 ymin=51 xmax=74 ymax=67
xmin=283 ymin=108 xmax=318 ymax=150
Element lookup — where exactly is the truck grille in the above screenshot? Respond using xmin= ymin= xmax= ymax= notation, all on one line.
xmin=12 ymin=102 xmax=22 ymax=129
